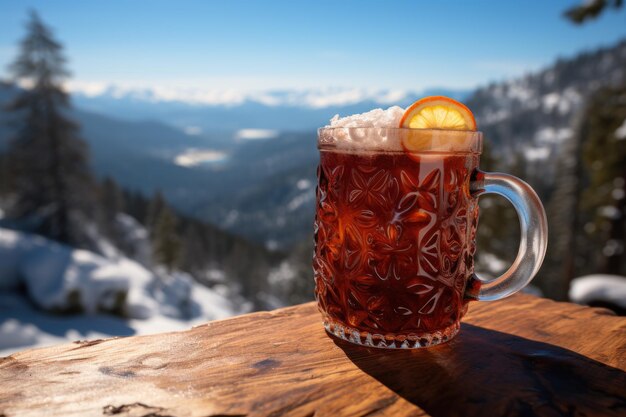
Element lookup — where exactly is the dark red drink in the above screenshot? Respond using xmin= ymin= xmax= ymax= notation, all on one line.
xmin=314 ymin=147 xmax=480 ymax=348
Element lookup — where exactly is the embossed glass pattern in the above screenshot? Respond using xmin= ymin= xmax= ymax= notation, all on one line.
xmin=314 ymin=128 xmax=548 ymax=349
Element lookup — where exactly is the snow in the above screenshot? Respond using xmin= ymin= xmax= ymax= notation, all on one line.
xmin=482 ymin=109 xmax=510 ymax=124
xmin=476 ymin=252 xmax=508 ymax=275
xmin=287 ymin=190 xmax=315 ymax=211
xmin=541 ymin=89 xmax=580 ymax=115
xmin=0 ymin=227 xmax=241 ymax=356
xmin=234 ymin=129 xmax=279 ymax=141
xmin=223 ymin=210 xmax=239 ymax=227
xmin=599 ymin=205 xmax=621 ymax=220
xmin=69 ymin=83 xmax=416 ymax=108
xmin=115 ymin=213 xmax=151 ymax=265
xmin=569 ymin=275 xmax=626 ymax=309
xmin=27 ymin=246 xmax=131 ymax=314
xmin=296 ymin=179 xmax=312 ymax=190
xmin=267 ymin=261 xmax=298 ymax=287
xmin=542 ymin=93 xmax=561 ymax=111
xmin=174 ymin=149 xmax=228 ymax=167
xmin=265 ymin=240 xmax=279 ymax=251
xmin=507 ymin=81 xmax=533 ymax=102
xmin=0 ymin=228 xmax=33 ymax=290
xmin=204 ymin=268 xmax=228 ymax=284
xmin=0 ymin=286 xmax=237 ymax=356
xmin=524 ymin=146 xmax=551 ymax=161
xmin=534 ymin=127 xmax=572 ymax=144
xmin=0 ymin=228 xmax=132 ymax=314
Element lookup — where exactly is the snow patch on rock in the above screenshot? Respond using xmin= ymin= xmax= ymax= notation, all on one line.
xmin=0 ymin=227 xmax=242 ymax=355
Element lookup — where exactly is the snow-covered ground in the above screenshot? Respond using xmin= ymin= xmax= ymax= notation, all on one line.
xmin=0 ymin=227 xmax=246 ymax=356
xmin=570 ymin=274 xmax=626 ymax=310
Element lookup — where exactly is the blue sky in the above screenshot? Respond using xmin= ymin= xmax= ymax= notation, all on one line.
xmin=0 ymin=0 xmax=625 ymax=93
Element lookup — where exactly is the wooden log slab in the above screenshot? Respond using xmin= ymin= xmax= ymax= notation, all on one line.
xmin=1 ymin=293 xmax=625 ymax=417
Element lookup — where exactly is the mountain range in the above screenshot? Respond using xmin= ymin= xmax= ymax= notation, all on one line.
xmin=71 ymin=87 xmax=470 ymax=132
xmin=2 ymin=39 xmax=626 ymax=251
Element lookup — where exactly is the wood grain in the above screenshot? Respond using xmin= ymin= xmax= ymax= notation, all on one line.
xmin=1 ymin=294 xmax=625 ymax=417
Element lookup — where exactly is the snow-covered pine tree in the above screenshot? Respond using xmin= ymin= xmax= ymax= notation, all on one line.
xmin=5 ymin=11 xmax=93 ymax=245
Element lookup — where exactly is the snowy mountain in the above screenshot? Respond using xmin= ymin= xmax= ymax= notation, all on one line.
xmin=0 ymin=226 xmax=246 ymax=355
xmin=467 ymin=40 xmax=626 ymax=181
xmin=71 ymin=86 xmax=470 ymax=131
xmin=205 ymin=39 xmax=626 ymax=248
xmin=3 ymin=40 xmax=625 ymax=251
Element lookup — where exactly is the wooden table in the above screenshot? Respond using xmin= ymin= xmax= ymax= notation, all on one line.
xmin=1 ymin=294 xmax=625 ymax=417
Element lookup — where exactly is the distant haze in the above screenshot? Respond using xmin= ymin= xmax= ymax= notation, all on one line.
xmin=69 ymin=86 xmax=470 ymax=131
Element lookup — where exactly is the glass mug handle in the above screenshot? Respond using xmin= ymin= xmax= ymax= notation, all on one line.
xmin=468 ymin=171 xmax=548 ymax=301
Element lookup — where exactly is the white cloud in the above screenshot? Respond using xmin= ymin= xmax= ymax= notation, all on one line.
xmin=64 ymin=80 xmax=109 ymax=97
xmin=377 ymin=90 xmax=408 ymax=104
xmin=301 ymin=88 xmax=367 ymax=108
xmin=65 ymin=81 xmax=423 ymax=108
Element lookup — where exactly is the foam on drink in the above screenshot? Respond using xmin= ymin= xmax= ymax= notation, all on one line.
xmin=320 ymin=106 xmax=481 ymax=154
xmin=326 ymin=106 xmax=405 ymax=128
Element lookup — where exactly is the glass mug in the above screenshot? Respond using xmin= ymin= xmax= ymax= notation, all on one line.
xmin=313 ymin=128 xmax=548 ymax=348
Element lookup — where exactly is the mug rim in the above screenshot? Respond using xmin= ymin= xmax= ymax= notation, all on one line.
xmin=318 ymin=127 xmax=483 ymax=133
xmin=317 ymin=127 xmax=483 ymax=154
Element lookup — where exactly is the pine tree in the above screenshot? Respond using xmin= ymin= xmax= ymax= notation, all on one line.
xmin=5 ymin=11 xmax=93 ymax=245
xmin=581 ymin=84 xmax=626 ymax=275
xmin=99 ymin=177 xmax=125 ymax=225
xmin=146 ymin=190 xmax=166 ymax=232
xmin=152 ymin=206 xmax=181 ymax=272
xmin=564 ymin=0 xmax=623 ymax=24
xmin=283 ymin=239 xmax=315 ymax=305
xmin=179 ymin=224 xmax=205 ymax=276
xmin=122 ymin=189 xmax=149 ymax=225
xmin=544 ymin=112 xmax=588 ymax=299
xmin=0 ymin=152 xmax=10 ymax=197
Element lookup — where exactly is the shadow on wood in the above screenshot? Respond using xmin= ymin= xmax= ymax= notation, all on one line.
xmin=334 ymin=324 xmax=626 ymax=417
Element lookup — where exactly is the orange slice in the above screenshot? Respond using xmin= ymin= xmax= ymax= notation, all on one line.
xmin=399 ymin=96 xmax=477 ymax=155
xmin=399 ymin=96 xmax=476 ymax=130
